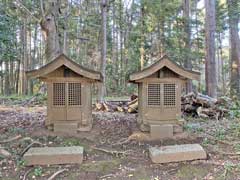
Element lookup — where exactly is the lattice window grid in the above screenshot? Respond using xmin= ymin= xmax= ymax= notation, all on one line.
xmin=163 ymin=83 xmax=176 ymax=107
xmin=68 ymin=83 xmax=81 ymax=106
xmin=147 ymin=83 xmax=161 ymax=106
xmin=53 ymin=83 xmax=66 ymax=106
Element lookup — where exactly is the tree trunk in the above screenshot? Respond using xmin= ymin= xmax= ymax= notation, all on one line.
xmin=40 ymin=0 xmax=61 ymax=62
xmin=21 ymin=18 xmax=28 ymax=95
xmin=140 ymin=1 xmax=145 ymax=70
xmin=98 ymin=0 xmax=107 ymax=102
xmin=28 ymin=23 xmax=33 ymax=95
xmin=119 ymin=0 xmax=124 ymax=89
xmin=29 ymin=24 xmax=38 ymax=95
xmin=4 ymin=61 xmax=10 ymax=95
xmin=219 ymin=34 xmax=226 ymax=94
xmin=63 ymin=1 xmax=70 ymax=54
xmin=227 ymin=0 xmax=240 ymax=97
xmin=183 ymin=0 xmax=193 ymax=93
xmin=15 ymin=59 xmax=20 ymax=94
xmin=204 ymin=0 xmax=217 ymax=98
xmin=0 ymin=61 xmax=3 ymax=94
xmin=112 ymin=1 xmax=118 ymax=90
xmin=9 ymin=57 xmax=14 ymax=94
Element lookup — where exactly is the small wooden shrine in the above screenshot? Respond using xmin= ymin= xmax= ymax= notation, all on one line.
xmin=129 ymin=55 xmax=200 ymax=135
xmin=27 ymin=53 xmax=102 ymax=133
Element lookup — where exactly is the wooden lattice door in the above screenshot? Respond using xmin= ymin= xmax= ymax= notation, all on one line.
xmin=162 ymin=83 xmax=178 ymax=120
xmin=52 ymin=82 xmax=67 ymax=121
xmin=147 ymin=82 xmax=179 ymax=121
xmin=51 ymin=82 xmax=82 ymax=122
xmin=66 ymin=82 xmax=82 ymax=121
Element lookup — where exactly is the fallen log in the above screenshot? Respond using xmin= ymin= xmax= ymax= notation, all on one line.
xmin=95 ymin=103 xmax=103 ymax=111
xmin=116 ymin=106 xmax=124 ymax=112
xmin=103 ymin=102 xmax=110 ymax=112
xmin=127 ymin=98 xmax=138 ymax=106
xmin=194 ymin=93 xmax=217 ymax=108
xmin=130 ymin=94 xmax=138 ymax=101
xmin=128 ymin=101 xmax=138 ymax=113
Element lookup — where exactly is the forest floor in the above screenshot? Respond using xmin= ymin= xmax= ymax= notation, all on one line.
xmin=1 ymin=99 xmax=240 ymax=179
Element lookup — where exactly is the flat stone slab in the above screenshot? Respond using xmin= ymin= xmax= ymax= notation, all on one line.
xmin=149 ymin=144 xmax=206 ymax=163
xmin=23 ymin=146 xmax=83 ymax=165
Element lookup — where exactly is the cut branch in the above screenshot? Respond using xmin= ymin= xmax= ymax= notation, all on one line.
xmin=48 ymin=169 xmax=68 ymax=180
xmin=20 ymin=141 xmax=44 ymax=157
xmin=0 ymin=135 xmax=22 ymax=144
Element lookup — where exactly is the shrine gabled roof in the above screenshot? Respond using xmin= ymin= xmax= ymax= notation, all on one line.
xmin=26 ymin=53 xmax=102 ymax=81
xmin=129 ymin=55 xmax=200 ymax=82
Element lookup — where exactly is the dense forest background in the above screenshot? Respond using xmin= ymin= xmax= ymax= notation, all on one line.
xmin=0 ymin=0 xmax=240 ymax=99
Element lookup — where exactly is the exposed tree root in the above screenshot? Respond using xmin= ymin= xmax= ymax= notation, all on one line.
xmin=23 ymin=168 xmax=33 ymax=180
xmin=20 ymin=141 xmax=44 ymax=157
xmin=47 ymin=169 xmax=68 ymax=180
xmin=0 ymin=135 xmax=22 ymax=144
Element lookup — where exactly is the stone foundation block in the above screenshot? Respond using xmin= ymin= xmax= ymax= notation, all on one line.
xmin=150 ymin=124 xmax=173 ymax=139
xmin=54 ymin=123 xmax=78 ymax=133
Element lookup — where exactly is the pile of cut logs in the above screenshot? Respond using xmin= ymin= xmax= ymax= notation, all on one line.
xmin=181 ymin=92 xmax=230 ymax=119
xmin=94 ymin=94 xmax=138 ymax=113
xmin=94 ymin=92 xmax=231 ymax=119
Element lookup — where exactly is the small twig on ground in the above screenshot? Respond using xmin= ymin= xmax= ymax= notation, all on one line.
xmin=99 ymin=173 xmax=115 ymax=179
xmin=167 ymin=168 xmax=178 ymax=174
xmin=112 ymin=138 xmax=131 ymax=146
xmin=224 ymin=168 xmax=228 ymax=180
xmin=92 ymin=146 xmax=132 ymax=157
xmin=21 ymin=137 xmax=35 ymax=142
xmin=47 ymin=169 xmax=68 ymax=180
xmin=23 ymin=168 xmax=33 ymax=180
xmin=0 ymin=135 xmax=22 ymax=144
xmin=20 ymin=141 xmax=44 ymax=157
xmin=0 ymin=148 xmax=11 ymax=157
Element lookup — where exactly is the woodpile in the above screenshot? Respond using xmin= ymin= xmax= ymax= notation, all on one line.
xmin=94 ymin=92 xmax=231 ymax=119
xmin=94 ymin=95 xmax=138 ymax=113
xmin=182 ymin=92 xmax=230 ymax=119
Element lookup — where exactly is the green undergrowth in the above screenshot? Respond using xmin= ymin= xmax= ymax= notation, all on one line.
xmin=80 ymin=159 xmax=121 ymax=173
xmin=176 ymin=165 xmax=212 ymax=180
xmin=0 ymin=93 xmax=47 ymax=105
xmin=62 ymin=137 xmax=91 ymax=152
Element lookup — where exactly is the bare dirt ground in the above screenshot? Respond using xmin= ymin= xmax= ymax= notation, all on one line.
xmin=1 ymin=104 xmax=240 ymax=180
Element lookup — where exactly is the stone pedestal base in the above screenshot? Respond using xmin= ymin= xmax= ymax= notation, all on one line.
xmin=54 ymin=123 xmax=78 ymax=133
xmin=77 ymin=124 xmax=92 ymax=132
xmin=139 ymin=119 xmax=185 ymax=139
xmin=150 ymin=124 xmax=173 ymax=139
